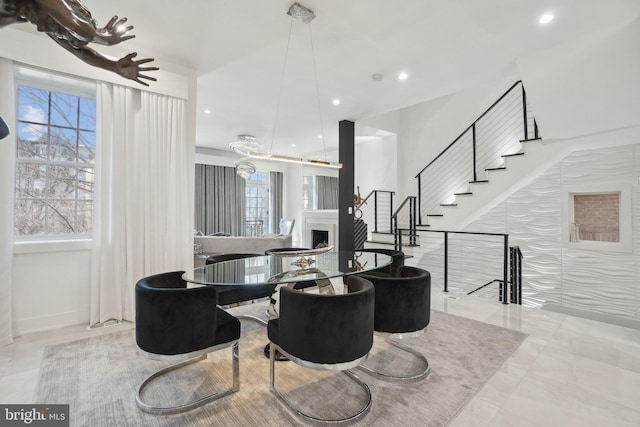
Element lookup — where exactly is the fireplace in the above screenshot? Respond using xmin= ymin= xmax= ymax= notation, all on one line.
xmin=304 ymin=217 xmax=337 ymax=250
xmin=312 ymin=229 xmax=329 ymax=248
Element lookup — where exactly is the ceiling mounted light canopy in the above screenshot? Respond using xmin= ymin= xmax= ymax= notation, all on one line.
xmin=231 ymin=2 xmax=342 ymax=178
xmin=287 ymin=2 xmax=316 ymax=23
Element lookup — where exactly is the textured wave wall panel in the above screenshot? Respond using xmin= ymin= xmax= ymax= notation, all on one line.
xmin=462 ymin=144 xmax=639 ymax=321
xmin=505 ymin=164 xmax=563 ymax=309
xmin=558 ymin=145 xmax=638 ymax=320
xmin=561 ymin=249 xmax=637 ymax=319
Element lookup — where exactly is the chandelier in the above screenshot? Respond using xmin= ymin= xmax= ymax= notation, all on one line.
xmin=231 ymin=2 xmax=342 ymax=178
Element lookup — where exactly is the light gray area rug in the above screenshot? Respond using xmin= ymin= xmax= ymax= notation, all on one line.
xmin=35 ymin=303 xmax=527 ymax=426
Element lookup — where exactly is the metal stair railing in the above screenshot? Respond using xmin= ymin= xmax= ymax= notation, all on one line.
xmin=392 ymin=196 xmax=417 ymax=249
xmin=415 ymin=81 xmax=539 ymax=225
xmin=509 ymin=246 xmax=523 ymax=305
xmin=397 ymin=226 xmax=514 ymax=304
xmin=354 ymin=190 xmax=395 ymax=246
xmin=465 ymin=246 xmax=523 ymax=304
xmin=355 ymin=190 xmax=395 ymax=233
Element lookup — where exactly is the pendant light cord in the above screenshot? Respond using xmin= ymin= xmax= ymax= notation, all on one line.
xmin=308 ymin=22 xmax=327 ymax=161
xmin=270 ymin=17 xmax=294 ymax=155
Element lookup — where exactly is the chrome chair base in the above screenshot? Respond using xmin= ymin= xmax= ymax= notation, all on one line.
xmin=269 ymin=343 xmax=372 ymax=425
xmin=136 ymin=341 xmax=239 ymax=415
xmin=357 ymin=338 xmax=430 ymax=383
xmin=235 ymin=314 xmax=268 ymax=326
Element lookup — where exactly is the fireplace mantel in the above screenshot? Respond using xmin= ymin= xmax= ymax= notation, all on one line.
xmin=302 ymin=210 xmax=338 ymax=249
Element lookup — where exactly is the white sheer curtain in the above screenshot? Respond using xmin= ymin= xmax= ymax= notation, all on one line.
xmin=90 ymin=82 xmax=192 ymax=326
xmin=0 ymin=58 xmax=16 ymax=346
xmin=194 ymin=164 xmax=246 ymax=236
xmin=317 ymin=176 xmax=339 ymax=209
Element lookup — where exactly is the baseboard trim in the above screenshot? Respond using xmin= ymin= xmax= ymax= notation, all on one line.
xmin=13 ymin=309 xmax=89 ymax=336
xmin=542 ymin=303 xmax=640 ymax=330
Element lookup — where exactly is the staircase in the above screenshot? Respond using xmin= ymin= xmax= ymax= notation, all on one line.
xmin=359 ymin=81 xmax=546 ymax=252
xmin=421 ymin=138 xmax=568 ymax=231
xmin=359 ymin=193 xmax=419 ymax=257
xmin=355 ymin=190 xmax=397 ymax=250
xmin=415 ymin=81 xmax=541 ymax=231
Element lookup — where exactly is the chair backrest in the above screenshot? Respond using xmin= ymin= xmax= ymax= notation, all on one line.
xmin=360 ymin=265 xmax=430 ymax=334
xmin=205 ymin=253 xmax=261 ymax=264
xmin=279 ymin=218 xmax=295 ymax=235
xmin=135 ymin=271 xmax=219 ymax=356
xmin=359 ymin=248 xmax=404 ymax=276
xmin=275 ymin=275 xmax=374 ymax=364
xmin=264 ymin=247 xmax=310 ymax=255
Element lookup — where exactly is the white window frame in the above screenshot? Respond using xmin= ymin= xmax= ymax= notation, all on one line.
xmin=13 ymin=65 xmax=96 ymax=251
xmin=303 ymin=175 xmax=317 ymax=210
xmin=561 ymin=183 xmax=632 ymax=253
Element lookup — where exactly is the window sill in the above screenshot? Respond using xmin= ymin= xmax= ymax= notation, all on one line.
xmin=13 ymin=239 xmax=93 ymax=254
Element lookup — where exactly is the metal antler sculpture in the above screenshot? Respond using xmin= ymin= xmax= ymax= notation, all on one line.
xmin=0 ymin=0 xmax=158 ymax=86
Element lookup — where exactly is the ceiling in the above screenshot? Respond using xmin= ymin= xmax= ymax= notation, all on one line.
xmin=39 ymin=1 xmax=640 ymax=158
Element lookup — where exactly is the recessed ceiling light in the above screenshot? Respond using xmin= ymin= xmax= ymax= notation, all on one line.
xmin=332 ymin=99 xmax=341 ymax=106
xmin=539 ymin=13 xmax=554 ymax=24
xmin=203 ymin=109 xmax=212 ymax=115
xmin=291 ymin=144 xmax=296 ymax=147
xmin=318 ymin=135 xmax=323 ymax=139
xmin=398 ymin=72 xmax=408 ymax=80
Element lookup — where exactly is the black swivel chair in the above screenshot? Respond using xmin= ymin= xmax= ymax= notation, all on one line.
xmin=134 ymin=271 xmax=240 ymax=414
xmin=357 ymin=265 xmax=431 ymax=382
xmin=267 ymin=275 xmax=375 ymax=424
xmin=358 ymin=248 xmax=405 ymax=277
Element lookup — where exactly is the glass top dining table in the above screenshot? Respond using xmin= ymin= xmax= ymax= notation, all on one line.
xmin=182 ymin=251 xmax=392 ymax=287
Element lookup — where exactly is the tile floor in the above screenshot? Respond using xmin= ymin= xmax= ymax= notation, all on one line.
xmin=1 ymin=290 xmax=639 ymax=426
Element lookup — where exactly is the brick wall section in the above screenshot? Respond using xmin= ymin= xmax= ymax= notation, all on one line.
xmin=573 ymin=193 xmax=619 ymax=242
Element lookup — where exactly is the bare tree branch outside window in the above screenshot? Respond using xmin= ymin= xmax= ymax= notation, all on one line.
xmin=14 ymin=84 xmax=95 ymax=237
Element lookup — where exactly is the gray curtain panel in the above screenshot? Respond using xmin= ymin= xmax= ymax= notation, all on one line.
xmin=270 ymin=171 xmax=283 ymax=233
xmin=195 ymin=164 xmax=246 ymax=236
xmin=316 ymin=175 xmax=338 ymax=209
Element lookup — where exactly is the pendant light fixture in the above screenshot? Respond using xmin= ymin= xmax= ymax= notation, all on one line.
xmin=231 ymin=2 xmax=342 ymax=178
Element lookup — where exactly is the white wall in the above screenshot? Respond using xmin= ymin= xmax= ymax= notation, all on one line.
xmin=0 ymin=59 xmax=16 ymax=345
xmin=517 ymin=17 xmax=640 ymax=141
xmin=2 ymin=28 xmax=197 ymax=335
xmin=354 ymin=135 xmax=397 ymax=199
xmin=12 ymin=248 xmax=92 ymax=335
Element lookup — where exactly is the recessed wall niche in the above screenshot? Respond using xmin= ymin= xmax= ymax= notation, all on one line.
xmin=563 ymin=184 xmax=631 ymax=252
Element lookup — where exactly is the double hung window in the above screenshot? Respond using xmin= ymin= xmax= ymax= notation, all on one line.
xmin=14 ymin=68 xmax=96 ymax=240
